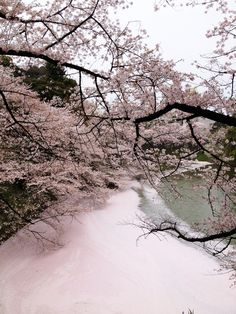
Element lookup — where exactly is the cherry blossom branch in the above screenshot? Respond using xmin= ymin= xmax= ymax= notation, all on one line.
xmin=0 ymin=89 xmax=35 ymax=140
xmin=135 ymin=103 xmax=236 ymax=127
xmin=0 ymin=89 xmax=64 ymax=159
xmin=45 ymin=0 xmax=100 ymax=50
xmin=207 ymin=161 xmax=223 ymax=216
xmin=0 ymin=48 xmax=108 ymax=80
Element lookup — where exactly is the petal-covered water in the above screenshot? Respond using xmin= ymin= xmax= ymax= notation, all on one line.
xmin=0 ymin=184 xmax=235 ymax=314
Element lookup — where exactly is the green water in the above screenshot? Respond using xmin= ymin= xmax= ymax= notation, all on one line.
xmin=138 ymin=175 xmax=235 ymax=226
xmin=159 ymin=176 xmax=225 ymax=225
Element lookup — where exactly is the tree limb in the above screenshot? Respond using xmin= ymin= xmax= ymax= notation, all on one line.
xmin=148 ymin=221 xmax=236 ymax=244
xmin=135 ymin=103 xmax=236 ymax=127
xmin=0 ymin=48 xmax=108 ymax=80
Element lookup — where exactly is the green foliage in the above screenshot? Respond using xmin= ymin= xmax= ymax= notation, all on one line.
xmin=24 ymin=62 xmax=77 ymax=104
xmin=209 ymin=123 xmax=236 ymax=169
xmin=0 ymin=57 xmax=77 ymax=104
xmin=0 ymin=179 xmax=57 ymax=243
xmin=224 ymin=126 xmax=236 ymax=178
xmin=196 ymin=151 xmax=212 ymax=162
xmin=0 ymin=56 xmax=12 ymax=67
xmin=225 ymin=127 xmax=236 ymax=163
xmin=0 ymin=56 xmax=22 ymax=76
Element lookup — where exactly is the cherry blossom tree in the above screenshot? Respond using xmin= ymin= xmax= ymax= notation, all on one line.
xmin=0 ymin=0 xmax=235 ymax=275
xmin=147 ymin=0 xmax=236 ymax=281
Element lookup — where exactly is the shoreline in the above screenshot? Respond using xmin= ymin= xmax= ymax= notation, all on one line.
xmin=0 ymin=184 xmax=235 ymax=313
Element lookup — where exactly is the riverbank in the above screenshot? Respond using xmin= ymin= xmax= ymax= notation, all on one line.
xmin=0 ymin=183 xmax=235 ymax=313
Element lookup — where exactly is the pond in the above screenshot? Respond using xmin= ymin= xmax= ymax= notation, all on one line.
xmin=138 ymin=172 xmax=235 ymax=227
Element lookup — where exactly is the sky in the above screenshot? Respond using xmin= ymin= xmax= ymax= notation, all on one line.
xmin=116 ymin=1 xmax=222 ymax=73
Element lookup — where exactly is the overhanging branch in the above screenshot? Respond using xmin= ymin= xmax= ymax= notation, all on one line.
xmin=0 ymin=48 xmax=108 ymax=80
xmin=148 ymin=221 xmax=236 ymax=243
xmin=135 ymin=103 xmax=236 ymax=127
